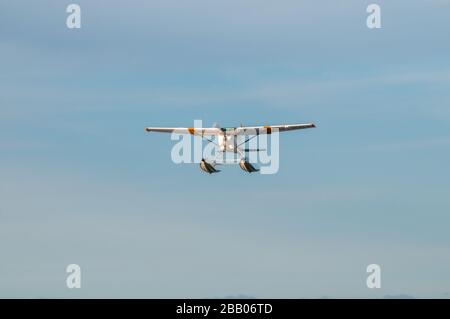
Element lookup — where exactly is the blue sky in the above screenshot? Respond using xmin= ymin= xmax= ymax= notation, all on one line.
xmin=1 ymin=0 xmax=450 ymax=298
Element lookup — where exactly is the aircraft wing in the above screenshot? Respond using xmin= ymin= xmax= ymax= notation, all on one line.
xmin=233 ymin=123 xmax=316 ymax=135
xmin=145 ymin=127 xmax=222 ymax=136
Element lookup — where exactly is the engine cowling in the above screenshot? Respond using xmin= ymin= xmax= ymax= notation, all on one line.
xmin=239 ymin=159 xmax=259 ymax=173
xmin=199 ymin=159 xmax=220 ymax=174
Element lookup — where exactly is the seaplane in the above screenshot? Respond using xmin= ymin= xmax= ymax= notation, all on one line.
xmin=145 ymin=122 xmax=316 ymax=174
